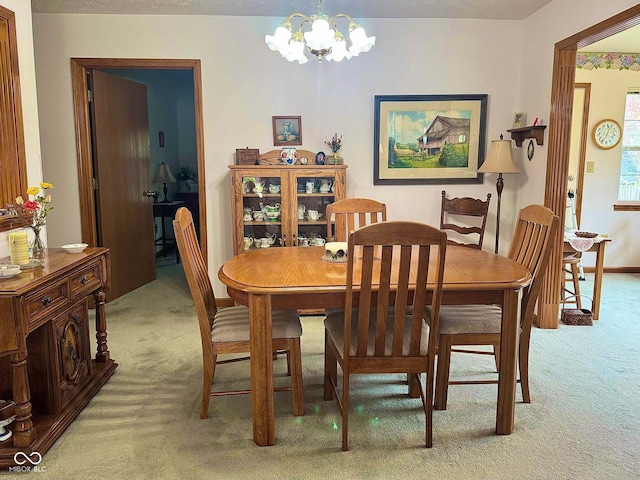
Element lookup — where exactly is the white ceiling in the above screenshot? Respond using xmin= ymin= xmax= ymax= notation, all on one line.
xmin=30 ymin=0 xmax=554 ymax=20
xmin=30 ymin=0 xmax=639 ymax=52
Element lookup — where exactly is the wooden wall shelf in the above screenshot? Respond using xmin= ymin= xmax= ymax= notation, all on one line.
xmin=507 ymin=125 xmax=547 ymax=147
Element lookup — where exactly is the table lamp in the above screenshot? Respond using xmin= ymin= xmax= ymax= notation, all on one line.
xmin=152 ymin=162 xmax=176 ymax=203
xmin=478 ymin=135 xmax=521 ymax=254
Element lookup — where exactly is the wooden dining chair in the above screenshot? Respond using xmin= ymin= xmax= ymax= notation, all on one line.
xmin=323 ymin=221 xmax=447 ymax=450
xmin=426 ymin=204 xmax=559 ymax=410
xmin=325 ymin=198 xmax=387 ymax=241
xmin=440 ymin=190 xmax=491 ymax=249
xmin=173 ymin=207 xmax=304 ymax=419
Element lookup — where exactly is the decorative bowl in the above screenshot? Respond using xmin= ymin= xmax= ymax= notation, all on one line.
xmin=266 ymin=211 xmax=280 ymax=221
xmin=324 ymin=242 xmax=348 ymax=262
xmin=0 ymin=264 xmax=22 ymax=278
xmin=574 ymin=231 xmax=598 ymax=238
xmin=61 ymin=243 xmax=88 ymax=253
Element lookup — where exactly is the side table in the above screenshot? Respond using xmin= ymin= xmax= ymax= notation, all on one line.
xmin=153 ymin=201 xmax=184 ymax=262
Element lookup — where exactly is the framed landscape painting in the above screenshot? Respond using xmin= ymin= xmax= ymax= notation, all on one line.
xmin=373 ymin=94 xmax=488 ymax=185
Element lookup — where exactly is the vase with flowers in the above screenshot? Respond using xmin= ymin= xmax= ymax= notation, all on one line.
xmin=325 ymin=133 xmax=343 ymax=164
xmin=13 ymin=182 xmax=54 ymax=260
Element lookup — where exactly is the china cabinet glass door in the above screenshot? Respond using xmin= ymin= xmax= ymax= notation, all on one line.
xmin=240 ymin=173 xmax=284 ymax=251
xmin=292 ymin=170 xmax=338 ymax=248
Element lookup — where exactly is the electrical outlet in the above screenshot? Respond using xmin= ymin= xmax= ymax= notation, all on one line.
xmin=586 ymin=161 xmax=595 ymax=173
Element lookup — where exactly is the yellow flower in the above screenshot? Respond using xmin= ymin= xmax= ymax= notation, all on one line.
xmin=15 ymin=195 xmax=24 ymax=205
xmin=40 ymin=182 xmax=54 ymax=189
xmin=27 ymin=186 xmax=40 ymax=196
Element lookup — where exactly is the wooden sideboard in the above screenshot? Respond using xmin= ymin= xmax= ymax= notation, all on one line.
xmin=0 ymin=248 xmax=117 ymax=467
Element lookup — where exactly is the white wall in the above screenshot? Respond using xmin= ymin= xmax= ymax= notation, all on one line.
xmin=28 ymin=0 xmax=640 ymax=293
xmin=519 ymin=0 xmax=639 ymax=268
xmin=575 ymin=67 xmax=640 ymax=267
xmin=0 ymin=0 xmax=43 ymax=259
xmin=31 ymin=14 xmax=523 ymax=293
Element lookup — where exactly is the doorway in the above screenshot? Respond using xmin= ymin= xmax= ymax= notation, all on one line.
xmin=71 ymin=58 xmax=207 ymax=300
xmin=539 ymin=4 xmax=640 ymax=328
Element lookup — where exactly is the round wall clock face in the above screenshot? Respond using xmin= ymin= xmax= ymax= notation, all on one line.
xmin=592 ymin=119 xmax=622 ymax=150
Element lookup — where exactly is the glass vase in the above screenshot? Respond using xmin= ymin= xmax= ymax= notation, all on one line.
xmin=30 ymin=227 xmax=45 ymax=260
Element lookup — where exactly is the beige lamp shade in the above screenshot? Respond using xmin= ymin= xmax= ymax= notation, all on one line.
xmin=152 ymin=162 xmax=176 ymax=183
xmin=478 ymin=139 xmax=520 ymax=174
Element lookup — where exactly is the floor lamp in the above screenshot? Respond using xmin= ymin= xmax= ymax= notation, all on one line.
xmin=477 ymin=135 xmax=521 ymax=254
xmin=153 ymin=162 xmax=176 ymax=203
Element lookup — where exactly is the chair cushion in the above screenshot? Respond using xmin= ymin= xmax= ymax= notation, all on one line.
xmin=212 ymin=306 xmax=302 ymax=343
xmin=424 ymin=305 xmax=502 ymax=335
xmin=324 ymin=309 xmax=430 ymax=356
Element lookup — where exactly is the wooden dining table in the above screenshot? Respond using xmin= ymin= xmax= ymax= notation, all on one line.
xmin=218 ymin=245 xmax=531 ymax=446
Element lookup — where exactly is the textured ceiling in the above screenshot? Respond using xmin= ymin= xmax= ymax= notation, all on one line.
xmin=30 ymin=0 xmax=554 ymax=20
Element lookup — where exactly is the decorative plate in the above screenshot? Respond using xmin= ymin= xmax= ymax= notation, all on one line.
xmin=321 ymin=254 xmax=347 ymax=264
xmin=20 ymin=259 xmax=44 ymax=270
xmin=61 ymin=243 xmax=88 ymax=253
xmin=574 ymin=231 xmax=598 ymax=238
xmin=0 ymin=264 xmax=22 ymax=278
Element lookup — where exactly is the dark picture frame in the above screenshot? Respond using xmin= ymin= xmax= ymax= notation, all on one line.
xmin=272 ymin=116 xmax=302 ymax=146
xmin=373 ymin=94 xmax=488 ymax=185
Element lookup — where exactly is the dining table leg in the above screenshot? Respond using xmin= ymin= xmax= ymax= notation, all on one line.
xmin=496 ymin=288 xmax=520 ymax=435
xmin=592 ymin=241 xmax=606 ymax=320
xmin=248 ymin=293 xmax=275 ymax=446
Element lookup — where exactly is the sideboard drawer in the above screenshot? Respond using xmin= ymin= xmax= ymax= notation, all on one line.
xmin=26 ymin=279 xmax=70 ymax=328
xmin=70 ymin=261 xmax=103 ymax=300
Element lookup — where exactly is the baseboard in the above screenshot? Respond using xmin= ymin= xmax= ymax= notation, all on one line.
xmin=582 ymin=267 xmax=640 ymax=274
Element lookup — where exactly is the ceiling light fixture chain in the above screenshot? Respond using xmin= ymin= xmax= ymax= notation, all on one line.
xmin=265 ymin=0 xmax=376 ymax=64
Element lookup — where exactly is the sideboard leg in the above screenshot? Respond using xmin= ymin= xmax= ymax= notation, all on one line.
xmin=94 ymin=289 xmax=110 ymax=362
xmin=9 ymin=351 xmax=35 ymax=446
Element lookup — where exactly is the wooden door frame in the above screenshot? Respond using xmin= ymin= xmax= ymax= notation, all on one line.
xmin=70 ymin=58 xmax=207 ymax=265
xmin=572 ymin=82 xmax=591 ymax=228
xmin=538 ymin=4 xmax=640 ymax=328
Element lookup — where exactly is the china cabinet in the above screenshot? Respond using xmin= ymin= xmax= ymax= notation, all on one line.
xmin=229 ymin=165 xmax=347 ymax=255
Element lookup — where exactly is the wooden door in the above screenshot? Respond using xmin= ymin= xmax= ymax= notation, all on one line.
xmin=91 ymin=69 xmax=155 ymax=300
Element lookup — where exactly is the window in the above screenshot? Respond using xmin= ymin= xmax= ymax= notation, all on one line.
xmin=618 ymin=90 xmax=640 ymax=201
xmin=0 ymin=6 xmax=28 ymax=233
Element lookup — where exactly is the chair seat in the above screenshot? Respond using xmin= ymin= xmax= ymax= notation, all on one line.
xmin=325 ymin=310 xmax=430 ymax=356
xmin=424 ymin=305 xmax=502 ymax=335
xmin=213 ymin=306 xmax=302 ymax=343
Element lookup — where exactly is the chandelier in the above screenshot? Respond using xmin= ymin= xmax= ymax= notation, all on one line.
xmin=265 ymin=0 xmax=376 ymax=64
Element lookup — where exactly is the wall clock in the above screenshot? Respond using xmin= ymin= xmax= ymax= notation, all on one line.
xmin=592 ymin=118 xmax=622 ymax=150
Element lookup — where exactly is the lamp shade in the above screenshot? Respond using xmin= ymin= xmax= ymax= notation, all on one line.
xmin=153 ymin=162 xmax=176 ymax=183
xmin=478 ymin=139 xmax=520 ymax=174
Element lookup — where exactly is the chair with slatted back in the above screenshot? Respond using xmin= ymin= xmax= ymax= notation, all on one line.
xmin=425 ymin=204 xmax=559 ymax=410
xmin=440 ymin=190 xmax=491 ymax=249
xmin=173 ymin=207 xmax=304 ymax=419
xmin=325 ymin=198 xmax=387 ymax=242
xmin=323 ymin=221 xmax=447 ymax=450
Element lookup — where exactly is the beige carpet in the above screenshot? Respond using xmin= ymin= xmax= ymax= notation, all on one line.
xmin=5 ymin=265 xmax=639 ymax=480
